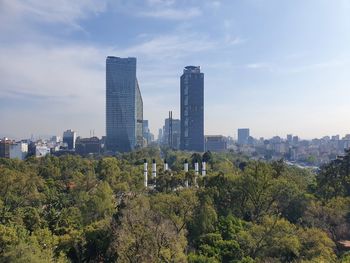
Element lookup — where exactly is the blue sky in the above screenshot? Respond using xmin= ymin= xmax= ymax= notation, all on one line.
xmin=0 ymin=0 xmax=350 ymax=139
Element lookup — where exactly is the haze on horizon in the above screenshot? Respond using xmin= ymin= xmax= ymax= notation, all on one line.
xmin=0 ymin=0 xmax=349 ymax=140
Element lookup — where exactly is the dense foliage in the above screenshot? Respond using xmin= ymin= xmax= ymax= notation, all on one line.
xmin=0 ymin=148 xmax=350 ymax=262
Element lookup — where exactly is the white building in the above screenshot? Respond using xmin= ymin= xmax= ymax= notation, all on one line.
xmin=35 ymin=145 xmax=51 ymax=157
xmin=9 ymin=142 xmax=28 ymax=160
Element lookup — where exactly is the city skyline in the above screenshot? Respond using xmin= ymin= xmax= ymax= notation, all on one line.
xmin=1 ymin=0 xmax=350 ymax=139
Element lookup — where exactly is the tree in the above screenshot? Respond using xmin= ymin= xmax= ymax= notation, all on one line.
xmin=79 ymin=182 xmax=115 ymax=224
xmin=238 ymin=216 xmax=300 ymax=262
xmin=108 ymin=196 xmax=187 ymax=263
xmin=302 ymin=197 xmax=350 ymax=243
xmin=202 ymin=151 xmax=213 ymax=169
xmin=297 ymin=227 xmax=336 ymax=262
xmin=316 ymin=149 xmax=350 ymax=199
xmin=191 ymin=153 xmax=202 ymax=167
xmin=151 ymin=189 xmax=198 ymax=234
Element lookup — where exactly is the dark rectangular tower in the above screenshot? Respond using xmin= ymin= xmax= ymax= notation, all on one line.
xmin=106 ymin=56 xmax=143 ymax=153
xmin=180 ymin=66 xmax=204 ymax=152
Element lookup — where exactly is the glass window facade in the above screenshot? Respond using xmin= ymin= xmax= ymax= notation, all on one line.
xmin=180 ymin=66 xmax=204 ymax=152
xmin=106 ymin=57 xmax=143 ymax=152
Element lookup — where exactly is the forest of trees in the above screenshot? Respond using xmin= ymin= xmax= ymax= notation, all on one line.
xmin=0 ymin=148 xmax=350 ymax=262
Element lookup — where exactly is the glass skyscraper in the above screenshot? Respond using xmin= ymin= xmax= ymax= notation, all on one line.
xmin=180 ymin=66 xmax=204 ymax=152
xmin=106 ymin=56 xmax=143 ymax=152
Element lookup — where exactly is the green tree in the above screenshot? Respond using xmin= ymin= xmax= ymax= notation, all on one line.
xmin=109 ymin=195 xmax=187 ymax=263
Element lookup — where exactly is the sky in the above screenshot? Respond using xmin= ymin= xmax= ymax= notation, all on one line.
xmin=0 ymin=0 xmax=350 ymax=140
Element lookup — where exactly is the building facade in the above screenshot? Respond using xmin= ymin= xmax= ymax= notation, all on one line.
xmin=106 ymin=56 xmax=143 ymax=152
xmin=143 ymin=120 xmax=151 ymax=145
xmin=9 ymin=142 xmax=28 ymax=160
xmin=63 ymin=129 xmax=77 ymax=150
xmin=163 ymin=118 xmax=181 ymax=149
xmin=180 ymin=66 xmax=204 ymax=152
xmin=75 ymin=137 xmax=101 ymax=156
xmin=205 ymin=135 xmax=227 ymax=152
xmin=0 ymin=138 xmax=13 ymax=158
xmin=237 ymin=128 xmax=250 ymax=145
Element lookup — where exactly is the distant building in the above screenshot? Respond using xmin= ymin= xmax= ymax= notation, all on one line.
xmin=205 ymin=135 xmax=227 ymax=152
xmin=157 ymin=128 xmax=163 ymax=143
xmin=237 ymin=128 xmax=250 ymax=145
xmin=180 ymin=66 xmax=204 ymax=152
xmin=63 ymin=129 xmax=77 ymax=150
xmin=0 ymin=138 xmax=13 ymax=158
xmin=34 ymin=145 xmax=51 ymax=157
xmin=332 ymin=135 xmax=340 ymax=141
xmin=292 ymin=136 xmax=299 ymax=145
xmin=106 ymin=56 xmax=143 ymax=152
xmin=143 ymin=120 xmax=152 ymax=145
xmin=163 ymin=118 xmax=181 ymax=149
xmin=75 ymin=137 xmax=101 ymax=156
xmin=51 ymin=136 xmax=61 ymax=143
xmin=287 ymin=134 xmax=293 ymax=143
xmin=9 ymin=142 xmax=28 ymax=160
xmin=247 ymin=136 xmax=255 ymax=145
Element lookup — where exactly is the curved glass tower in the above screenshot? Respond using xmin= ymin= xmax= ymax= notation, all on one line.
xmin=106 ymin=57 xmax=143 ymax=152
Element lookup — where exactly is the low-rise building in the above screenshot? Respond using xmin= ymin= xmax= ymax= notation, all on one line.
xmin=205 ymin=135 xmax=227 ymax=152
xmin=9 ymin=142 xmax=28 ymax=160
xmin=0 ymin=138 xmax=13 ymax=158
xmin=75 ymin=137 xmax=101 ymax=156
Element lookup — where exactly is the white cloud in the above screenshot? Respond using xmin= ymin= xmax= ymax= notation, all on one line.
xmin=119 ymin=33 xmax=215 ymax=58
xmin=0 ymin=43 xmax=107 ymax=137
xmin=206 ymin=1 xmax=221 ymax=9
xmin=146 ymin=0 xmax=176 ymax=7
xmin=139 ymin=7 xmax=201 ymax=20
xmin=245 ymin=63 xmax=272 ymax=70
xmin=0 ymin=0 xmax=108 ymax=30
xmin=225 ymin=35 xmax=246 ymax=46
xmin=0 ymin=44 xmax=106 ymax=98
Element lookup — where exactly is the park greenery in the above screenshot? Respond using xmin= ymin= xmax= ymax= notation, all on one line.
xmin=0 ymin=147 xmax=350 ymax=262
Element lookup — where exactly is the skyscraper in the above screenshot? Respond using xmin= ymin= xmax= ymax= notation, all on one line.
xmin=162 ymin=117 xmax=181 ymax=149
xmin=237 ymin=128 xmax=250 ymax=145
xmin=106 ymin=56 xmax=143 ymax=152
xmin=63 ymin=129 xmax=77 ymax=150
xmin=180 ymin=66 xmax=204 ymax=152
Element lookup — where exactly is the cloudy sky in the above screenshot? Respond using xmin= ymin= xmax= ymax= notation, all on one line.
xmin=1 ymin=0 xmax=350 ymax=140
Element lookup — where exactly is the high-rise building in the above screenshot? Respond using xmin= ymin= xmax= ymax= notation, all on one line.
xmin=237 ymin=128 xmax=250 ymax=145
xmin=63 ymin=129 xmax=77 ymax=150
xmin=180 ymin=66 xmax=204 ymax=152
xmin=143 ymin=120 xmax=151 ymax=145
xmin=163 ymin=117 xmax=181 ymax=149
xmin=157 ymin=128 xmax=163 ymax=143
xmin=106 ymin=56 xmax=143 ymax=152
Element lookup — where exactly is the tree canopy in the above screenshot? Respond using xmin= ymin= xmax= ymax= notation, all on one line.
xmin=0 ymin=147 xmax=350 ymax=262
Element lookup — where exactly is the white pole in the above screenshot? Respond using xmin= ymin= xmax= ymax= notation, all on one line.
xmin=152 ymin=159 xmax=157 ymax=178
xmin=164 ymin=159 xmax=168 ymax=171
xmin=184 ymin=160 xmax=189 ymax=172
xmin=202 ymin=161 xmax=206 ymax=176
xmin=184 ymin=159 xmax=189 ymax=187
xmin=195 ymin=161 xmax=199 ymax=175
xmin=144 ymin=159 xmax=148 ymax=187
